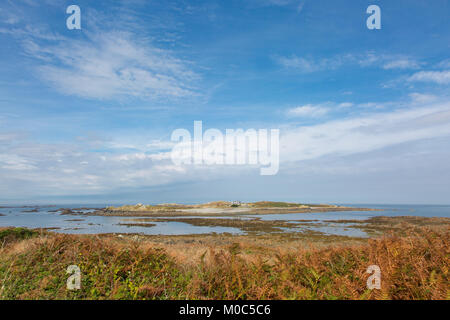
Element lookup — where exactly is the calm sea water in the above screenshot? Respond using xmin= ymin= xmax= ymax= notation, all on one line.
xmin=0 ymin=204 xmax=449 ymax=237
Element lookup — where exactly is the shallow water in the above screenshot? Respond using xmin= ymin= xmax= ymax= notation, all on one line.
xmin=0 ymin=204 xmax=449 ymax=237
xmin=0 ymin=206 xmax=242 ymax=235
xmin=249 ymin=205 xmax=450 ymax=237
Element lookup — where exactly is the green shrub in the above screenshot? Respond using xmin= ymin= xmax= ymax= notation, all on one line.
xmin=0 ymin=228 xmax=39 ymax=245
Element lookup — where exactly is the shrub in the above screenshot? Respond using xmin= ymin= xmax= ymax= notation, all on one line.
xmin=0 ymin=228 xmax=38 ymax=245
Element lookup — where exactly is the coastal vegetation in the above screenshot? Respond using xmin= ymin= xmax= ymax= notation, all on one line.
xmin=0 ymin=227 xmax=39 ymax=245
xmin=0 ymin=221 xmax=448 ymax=300
xmin=105 ymin=201 xmax=327 ymax=212
xmin=77 ymin=201 xmax=375 ymax=217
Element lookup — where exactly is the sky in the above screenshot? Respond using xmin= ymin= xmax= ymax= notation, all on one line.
xmin=0 ymin=0 xmax=450 ymax=205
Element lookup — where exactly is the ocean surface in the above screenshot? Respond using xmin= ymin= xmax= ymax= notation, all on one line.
xmin=0 ymin=204 xmax=449 ymax=237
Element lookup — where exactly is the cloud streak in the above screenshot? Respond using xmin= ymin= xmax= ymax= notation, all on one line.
xmin=2 ymin=97 xmax=450 ymax=198
xmin=287 ymin=104 xmax=329 ymax=117
xmin=407 ymin=70 xmax=450 ymax=85
xmin=24 ymin=32 xmax=199 ymax=100
xmin=275 ymin=53 xmax=422 ymax=73
xmin=281 ymin=101 xmax=450 ymax=162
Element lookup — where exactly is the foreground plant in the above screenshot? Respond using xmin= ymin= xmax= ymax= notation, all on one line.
xmin=0 ymin=228 xmax=448 ymax=300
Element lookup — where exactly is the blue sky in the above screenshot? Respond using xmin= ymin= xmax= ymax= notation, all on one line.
xmin=0 ymin=0 xmax=450 ymax=204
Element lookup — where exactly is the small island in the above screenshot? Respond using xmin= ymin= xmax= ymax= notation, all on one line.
xmin=73 ymin=201 xmax=379 ymax=217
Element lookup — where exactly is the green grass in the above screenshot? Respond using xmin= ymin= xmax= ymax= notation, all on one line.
xmin=250 ymin=201 xmax=305 ymax=208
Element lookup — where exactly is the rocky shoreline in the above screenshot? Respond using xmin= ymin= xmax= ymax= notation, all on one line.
xmin=55 ymin=204 xmax=380 ymax=218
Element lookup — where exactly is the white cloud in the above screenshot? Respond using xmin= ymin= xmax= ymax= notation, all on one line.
xmin=407 ymin=70 xmax=450 ymax=84
xmin=276 ymin=53 xmax=421 ymax=73
xmin=409 ymin=93 xmax=438 ymax=104
xmin=281 ymin=101 xmax=450 ymax=162
xmin=146 ymin=140 xmax=176 ymax=150
xmin=338 ymin=102 xmax=354 ymax=108
xmin=0 ymin=24 xmax=67 ymax=41
xmin=297 ymin=1 xmax=306 ymax=13
xmin=3 ymin=4 xmax=199 ymax=102
xmin=0 ymin=154 xmax=36 ymax=170
xmin=23 ymin=32 xmax=199 ymax=100
xmin=382 ymin=58 xmax=421 ymax=70
xmin=287 ymin=104 xmax=329 ymax=117
xmin=1 ymin=98 xmax=450 ymax=197
xmin=0 ymin=7 xmax=20 ymax=25
xmin=438 ymin=59 xmax=450 ymax=69
xmin=286 ymin=102 xmax=354 ymax=117
xmin=275 ymin=55 xmax=347 ymax=73
xmin=356 ymin=53 xmax=422 ymax=70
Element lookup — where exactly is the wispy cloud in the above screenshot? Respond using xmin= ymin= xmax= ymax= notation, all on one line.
xmin=2 ymin=95 xmax=449 ymax=198
xmin=282 ymin=100 xmax=450 ymax=162
xmin=287 ymin=104 xmax=329 ymax=117
xmin=24 ymin=32 xmax=199 ymax=100
xmin=407 ymin=70 xmax=450 ymax=85
xmin=382 ymin=58 xmax=421 ymax=70
xmin=1 ymin=1 xmax=449 ymax=202
xmin=275 ymin=54 xmax=348 ymax=73
xmin=275 ymin=53 xmax=422 ymax=73
xmin=286 ymin=102 xmax=354 ymax=118
xmin=438 ymin=59 xmax=450 ymax=69
xmin=296 ymin=1 xmax=306 ymax=13
xmin=1 ymin=2 xmax=200 ymax=102
xmin=359 ymin=53 xmax=422 ymax=70
xmin=0 ymin=9 xmax=20 ymax=25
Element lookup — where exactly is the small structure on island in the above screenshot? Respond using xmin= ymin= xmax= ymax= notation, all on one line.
xmin=231 ymin=201 xmax=241 ymax=207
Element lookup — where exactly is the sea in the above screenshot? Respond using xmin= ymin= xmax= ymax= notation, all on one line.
xmin=0 ymin=204 xmax=449 ymax=238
